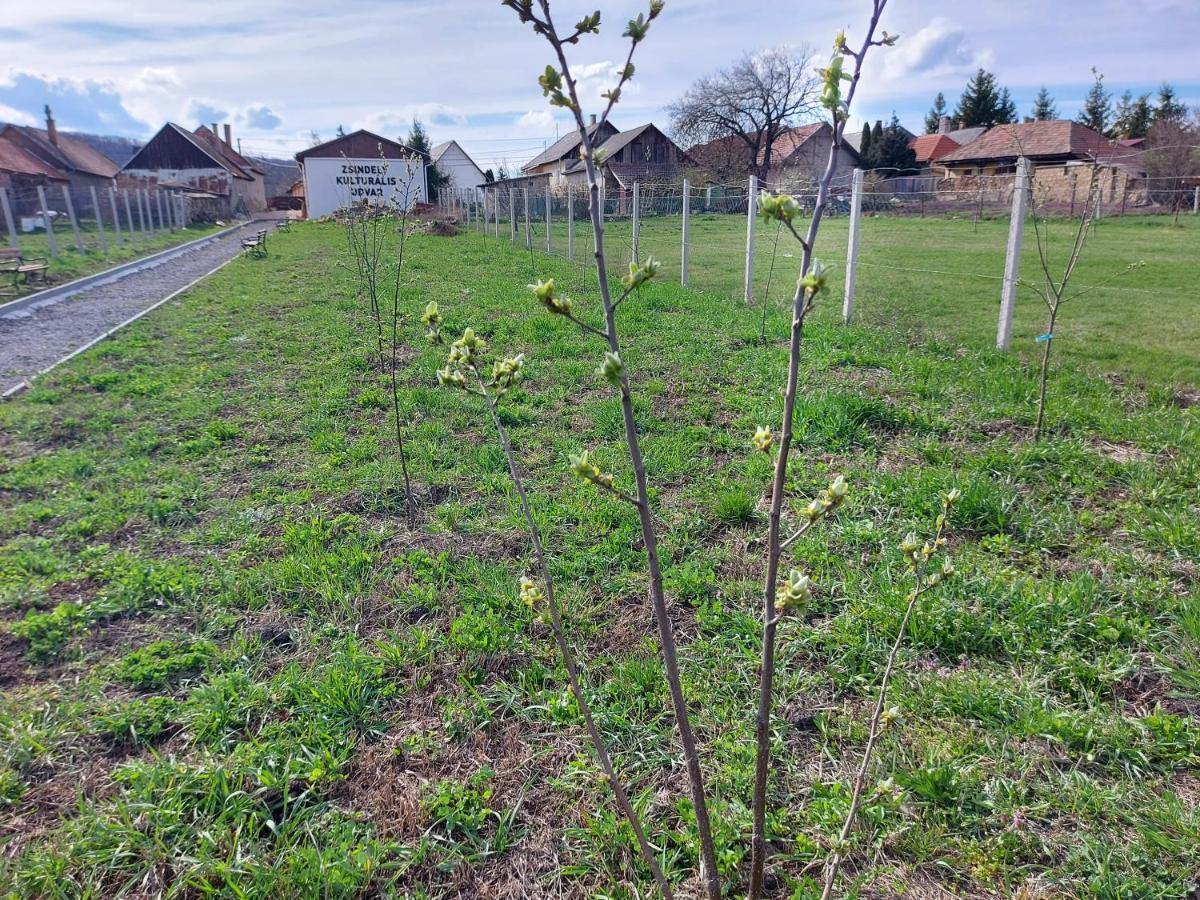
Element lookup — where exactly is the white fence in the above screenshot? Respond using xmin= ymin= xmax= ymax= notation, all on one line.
xmin=440 ymin=167 xmax=1195 ymax=354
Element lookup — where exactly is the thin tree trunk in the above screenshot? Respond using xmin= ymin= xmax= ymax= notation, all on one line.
xmin=475 ymin=374 xmax=675 ymax=899
xmin=1033 ymin=307 xmax=1057 ymax=442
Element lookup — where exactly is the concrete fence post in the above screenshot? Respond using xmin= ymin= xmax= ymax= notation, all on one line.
xmin=522 ymin=186 xmax=531 ymax=250
xmin=156 ymin=190 xmax=167 ymax=233
xmin=997 ymin=157 xmax=1030 ymax=351
xmin=631 ymin=181 xmax=641 ymax=264
xmin=135 ymin=190 xmax=148 ymax=237
xmin=744 ymin=174 xmax=758 ymax=304
xmin=123 ymin=190 xmax=137 ymax=245
xmin=842 ymin=168 xmax=864 ymax=324
xmin=599 ymin=181 xmax=606 ymax=226
xmin=681 ymin=179 xmax=690 ymax=287
xmin=89 ymin=186 xmax=109 ymax=254
xmin=705 ymin=183 xmax=712 ymax=210
xmin=36 ymin=185 xmax=60 ymax=259
xmin=546 ymin=183 xmax=552 ymax=254
xmin=1193 ymin=186 xmax=1199 ymax=215
xmin=0 ymin=187 xmax=19 ymax=252
xmin=493 ymin=191 xmax=500 ymax=238
xmin=62 ymin=185 xmax=85 ymax=253
xmin=567 ymin=183 xmax=574 ymax=260
xmin=109 ymin=188 xmax=124 ymax=246
xmin=509 ymin=187 xmax=517 ymax=243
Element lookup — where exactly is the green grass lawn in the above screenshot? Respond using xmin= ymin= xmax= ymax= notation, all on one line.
xmin=1 ymin=222 xmax=1198 ymax=897
xmin=504 ymin=211 xmax=1200 ymax=387
xmin=3 ymin=221 xmax=228 ymax=300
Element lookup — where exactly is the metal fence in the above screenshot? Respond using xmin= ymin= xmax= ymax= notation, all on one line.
xmin=0 ymin=182 xmax=195 ymax=261
xmin=441 ymin=165 xmax=1196 ymax=354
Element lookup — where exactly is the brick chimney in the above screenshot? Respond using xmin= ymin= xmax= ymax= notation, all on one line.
xmin=223 ymin=123 xmax=232 ymax=148
xmin=211 ymin=122 xmax=218 ymax=137
xmin=589 ymin=114 xmax=596 ymax=126
xmin=45 ymin=105 xmax=58 ymax=146
xmin=938 ymin=115 xmax=952 ymax=134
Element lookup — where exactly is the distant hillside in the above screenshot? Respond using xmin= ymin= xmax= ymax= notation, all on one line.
xmin=248 ymin=155 xmax=301 ymax=197
xmin=65 ymin=132 xmax=144 ymax=167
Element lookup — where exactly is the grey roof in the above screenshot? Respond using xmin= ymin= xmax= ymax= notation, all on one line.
xmin=522 ymin=121 xmax=614 ymax=171
xmin=844 ymin=123 xmax=917 ymax=153
xmin=945 ymin=126 xmax=986 ymax=146
xmin=562 ymin=123 xmax=655 ymax=174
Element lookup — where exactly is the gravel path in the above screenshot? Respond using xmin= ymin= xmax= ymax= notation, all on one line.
xmin=0 ymin=223 xmax=258 ymax=396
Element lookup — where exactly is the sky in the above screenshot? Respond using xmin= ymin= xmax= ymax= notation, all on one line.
xmin=1 ymin=0 xmax=1198 ymax=171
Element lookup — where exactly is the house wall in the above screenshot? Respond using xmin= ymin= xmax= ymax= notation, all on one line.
xmin=768 ymin=140 xmax=858 ymax=189
xmin=436 ymin=145 xmax=485 ymax=198
xmin=941 ymin=161 xmax=1142 ymax=206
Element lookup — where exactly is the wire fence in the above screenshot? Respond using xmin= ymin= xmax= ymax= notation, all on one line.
xmin=0 ymin=181 xmax=198 ymax=265
xmin=445 ymin=165 xmax=1196 ymax=358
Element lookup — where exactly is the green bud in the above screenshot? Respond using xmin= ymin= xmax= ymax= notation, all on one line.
xmin=597 ymin=351 xmax=623 ymax=384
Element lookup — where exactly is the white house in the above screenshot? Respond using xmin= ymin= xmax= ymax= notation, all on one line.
xmin=431 ymin=140 xmax=485 ymax=200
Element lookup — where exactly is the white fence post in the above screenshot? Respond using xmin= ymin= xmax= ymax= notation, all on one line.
xmin=109 ymin=188 xmax=124 ymax=246
xmin=842 ymin=168 xmax=864 ymax=324
xmin=997 ymin=157 xmax=1030 ymax=351
xmin=1193 ymin=186 xmax=1199 ymax=215
xmin=36 ymin=185 xmax=60 ymax=259
xmin=681 ymin=178 xmax=690 ymax=287
xmin=567 ymin=183 xmax=574 ymax=260
xmin=744 ymin=174 xmax=757 ymax=304
xmin=494 ymin=191 xmax=500 ymax=237
xmin=632 ymin=181 xmax=640 ymax=264
xmin=156 ymin=189 xmax=167 ymax=233
xmin=89 ymin=186 xmax=109 ymax=254
xmin=511 ymin=187 xmax=520 ymax=244
xmin=546 ymin=183 xmax=552 ymax=254
xmin=0 ymin=187 xmax=19 ymax=251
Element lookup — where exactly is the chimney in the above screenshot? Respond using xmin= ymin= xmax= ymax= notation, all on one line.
xmin=589 ymin=114 xmax=597 ymax=127
xmin=211 ymin=122 xmax=218 ymax=137
xmin=223 ymin=123 xmax=232 ymax=148
xmin=938 ymin=115 xmax=951 ymax=134
xmin=45 ymin=105 xmax=58 ymax=146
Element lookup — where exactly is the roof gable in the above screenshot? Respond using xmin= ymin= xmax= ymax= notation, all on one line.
xmin=908 ymin=133 xmax=961 ymax=163
xmin=121 ymin=123 xmax=244 ymax=176
xmin=295 ymin=129 xmax=426 ymax=162
xmin=522 ymin=120 xmax=619 ymax=171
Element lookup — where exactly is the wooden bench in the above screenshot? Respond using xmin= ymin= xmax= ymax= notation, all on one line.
xmin=241 ymin=229 xmax=268 ymax=257
xmin=0 ymin=248 xmax=50 ymax=295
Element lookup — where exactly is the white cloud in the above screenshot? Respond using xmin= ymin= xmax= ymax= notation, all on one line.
xmin=0 ymin=103 xmax=37 ymax=126
xmin=515 ymin=109 xmax=554 ymax=133
xmin=880 ymin=18 xmax=989 ymax=81
xmin=361 ymin=103 xmax=468 ymax=136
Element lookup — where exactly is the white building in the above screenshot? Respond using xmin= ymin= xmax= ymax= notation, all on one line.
xmin=295 ymin=129 xmax=427 ymax=219
xmin=430 ymin=140 xmax=485 ymax=200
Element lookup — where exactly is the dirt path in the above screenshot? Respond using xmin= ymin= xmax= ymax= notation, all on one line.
xmin=0 ymin=223 xmax=264 ymax=396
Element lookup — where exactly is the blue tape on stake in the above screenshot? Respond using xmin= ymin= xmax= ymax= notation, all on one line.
xmin=1035 ymin=333 xmax=1053 ymax=343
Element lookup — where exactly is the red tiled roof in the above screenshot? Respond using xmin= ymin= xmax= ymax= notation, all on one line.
xmin=908 ymin=133 xmax=961 ymax=164
xmin=0 ymin=135 xmax=69 ymax=180
xmin=938 ymin=120 xmax=1129 ymax=164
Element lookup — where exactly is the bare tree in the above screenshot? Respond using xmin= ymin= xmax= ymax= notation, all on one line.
xmin=1142 ymin=114 xmax=1200 ymax=224
xmin=668 ymin=46 xmax=820 ymax=183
